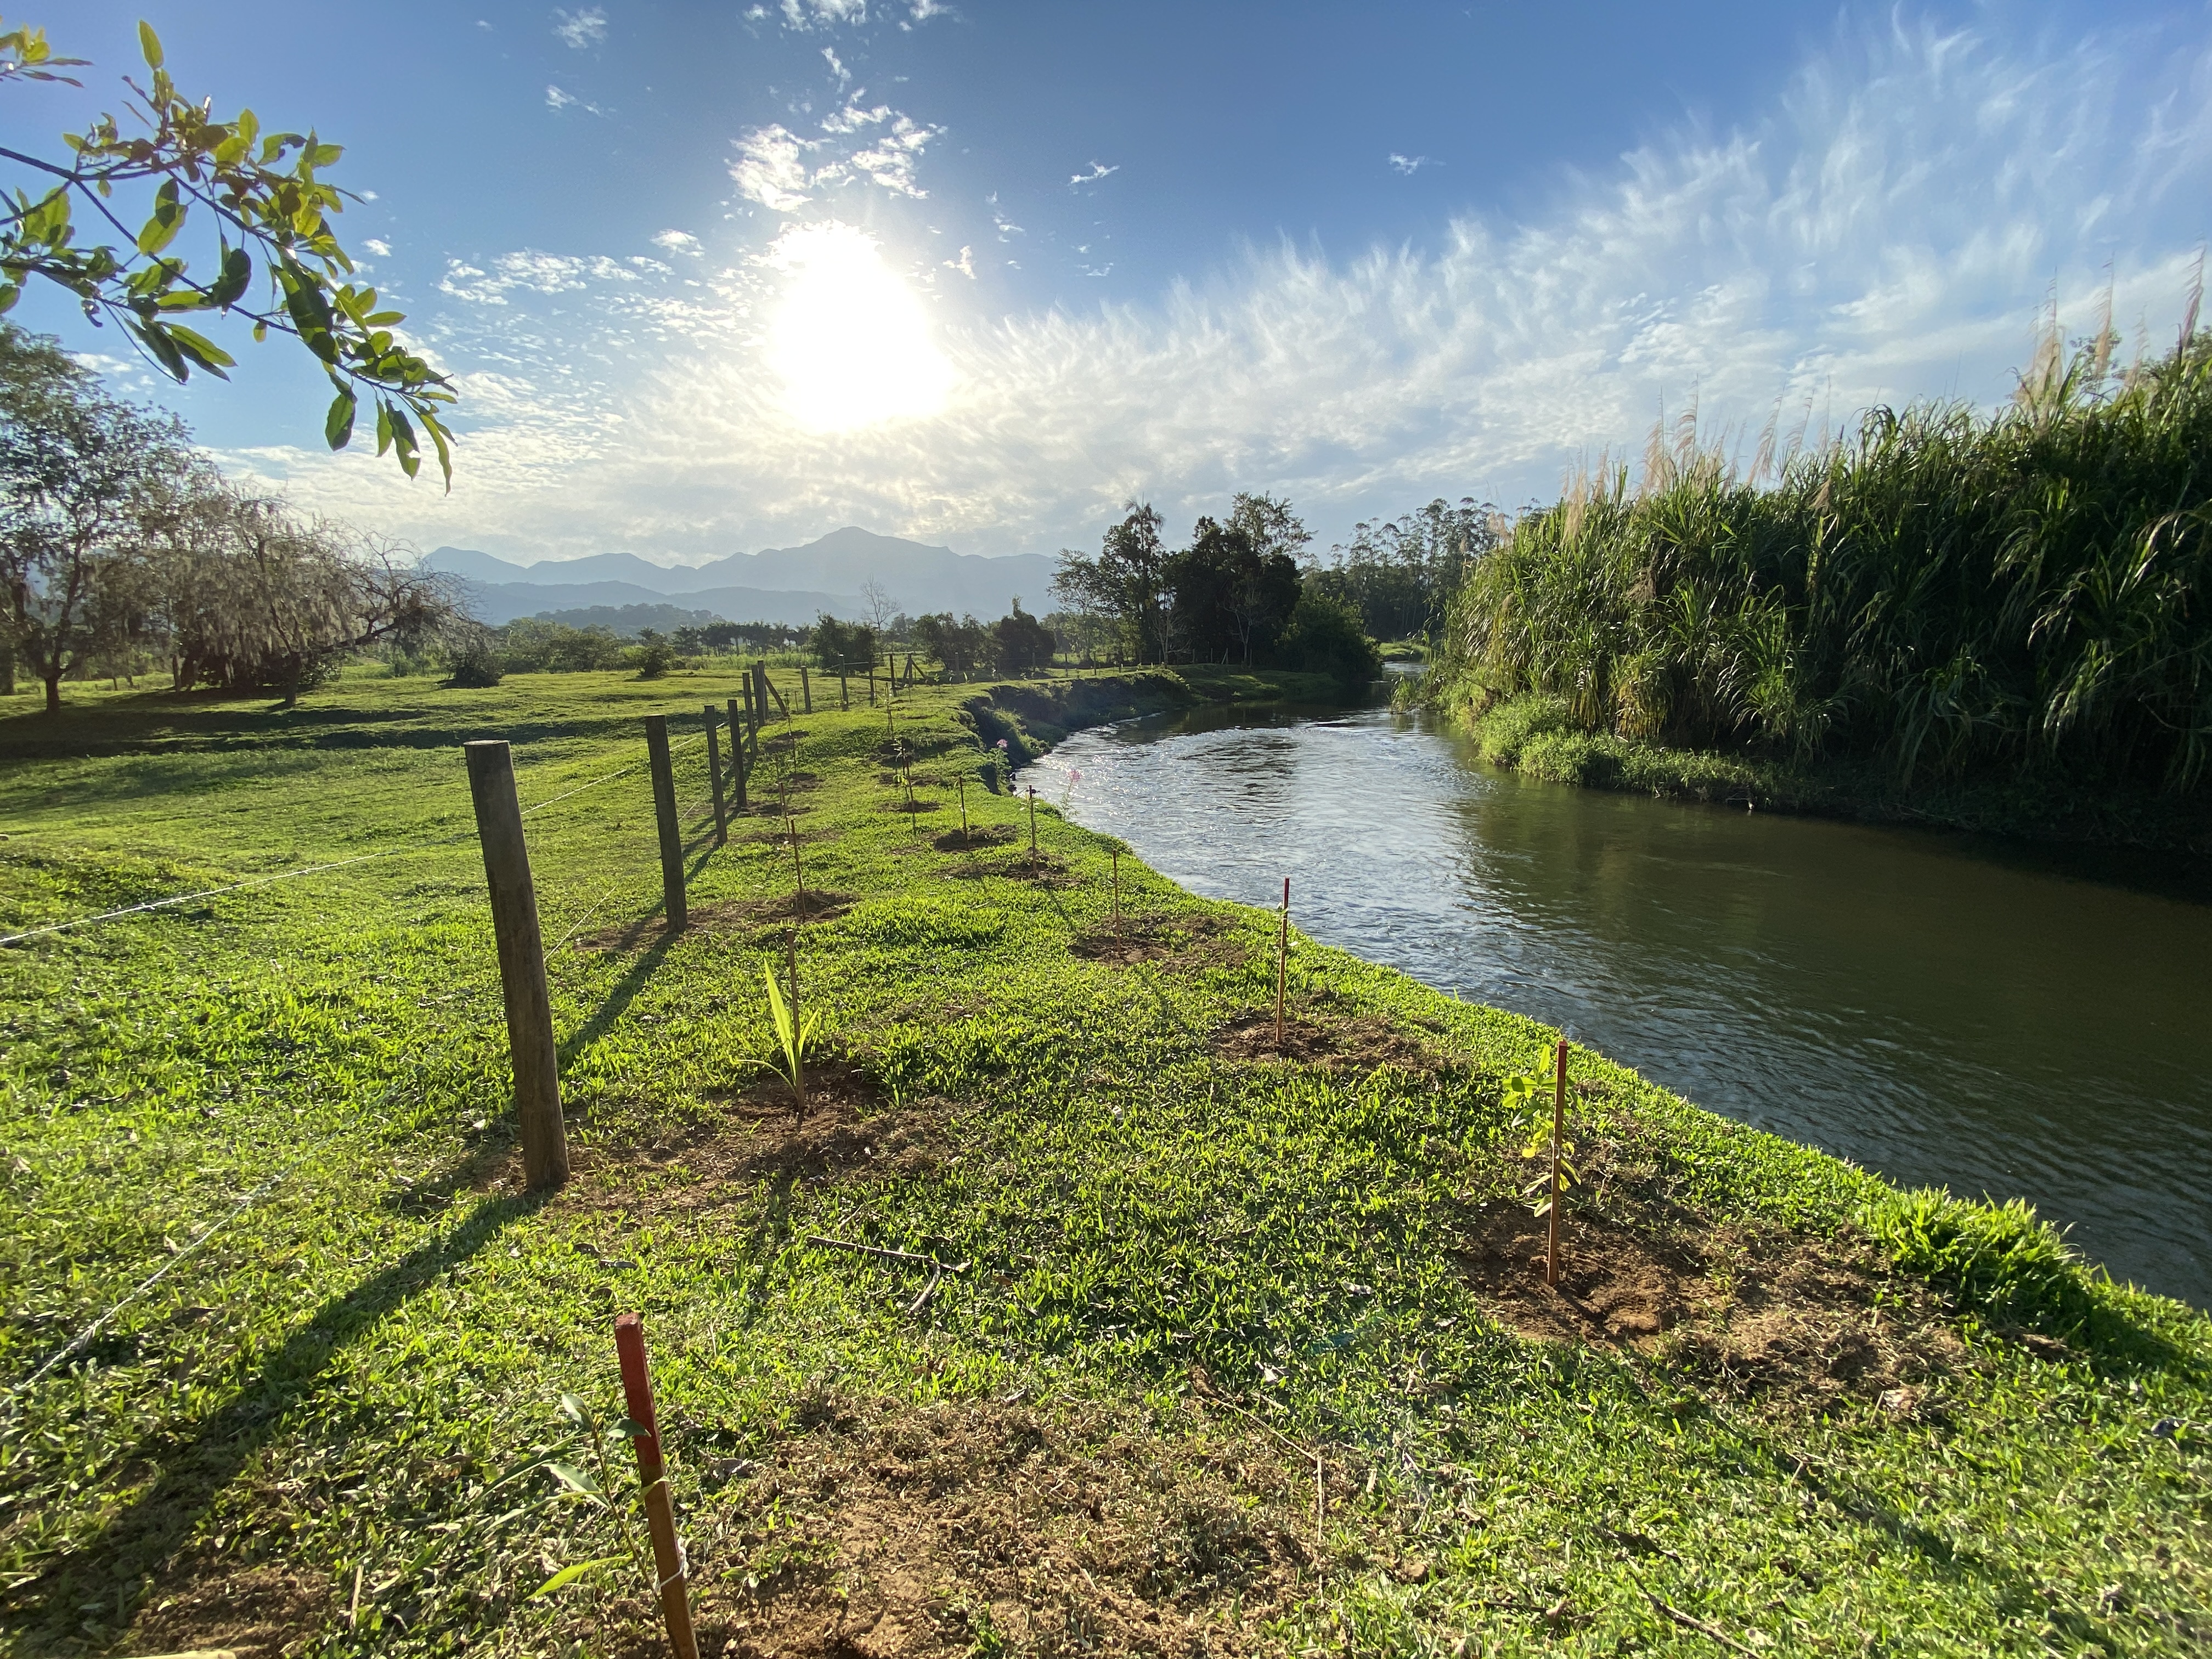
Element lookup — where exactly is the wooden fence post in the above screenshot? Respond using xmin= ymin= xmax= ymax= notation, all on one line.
xmin=726 ymin=696 xmax=747 ymax=814
xmin=644 ymin=714 xmax=687 ymax=930
xmin=800 ymin=664 xmax=812 ymax=713
xmin=614 ymin=1314 xmax=701 ymax=1659
xmin=753 ymin=662 xmax=773 ymax=729
xmin=703 ymin=705 xmax=727 ymax=843
xmin=740 ymin=667 xmax=755 ymax=735
xmin=839 ymin=673 xmax=849 ymax=710
xmin=461 ymin=741 xmax=568 ymax=1190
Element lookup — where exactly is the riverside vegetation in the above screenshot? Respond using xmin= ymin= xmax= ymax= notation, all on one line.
xmin=1414 ymin=322 xmax=2212 ymax=848
xmin=0 ymin=663 xmax=2207 ymax=1657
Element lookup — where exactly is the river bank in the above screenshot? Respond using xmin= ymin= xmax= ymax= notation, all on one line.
xmin=1 ymin=667 xmax=2206 ymax=1655
xmin=1408 ymin=687 xmax=2212 ymax=856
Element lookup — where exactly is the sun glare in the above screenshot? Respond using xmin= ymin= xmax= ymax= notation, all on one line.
xmin=765 ymin=223 xmax=953 ymax=431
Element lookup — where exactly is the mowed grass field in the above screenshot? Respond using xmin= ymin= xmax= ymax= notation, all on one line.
xmin=0 ymin=664 xmax=2206 ymax=1658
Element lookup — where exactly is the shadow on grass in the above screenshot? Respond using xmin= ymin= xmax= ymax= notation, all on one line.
xmin=6 ymin=1187 xmax=551 ymax=1641
xmin=558 ymin=924 xmax=681 ymax=1069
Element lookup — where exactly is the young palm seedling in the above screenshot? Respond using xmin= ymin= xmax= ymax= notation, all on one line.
xmin=763 ymin=932 xmax=820 ymax=1123
xmin=1504 ymin=1039 xmax=1576 ymax=1285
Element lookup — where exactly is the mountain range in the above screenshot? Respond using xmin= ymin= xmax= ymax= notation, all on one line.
xmin=424 ymin=527 xmax=1060 ymax=628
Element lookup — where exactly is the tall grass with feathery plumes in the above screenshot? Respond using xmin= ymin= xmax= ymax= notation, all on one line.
xmin=1424 ymin=304 xmax=2212 ymax=794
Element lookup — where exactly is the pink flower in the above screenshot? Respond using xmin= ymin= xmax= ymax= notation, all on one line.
xmin=996 ymin=739 xmax=1008 ymax=749
xmin=1069 ymin=769 xmax=1082 ymax=783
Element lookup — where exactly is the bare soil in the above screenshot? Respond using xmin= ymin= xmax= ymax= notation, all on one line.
xmin=603 ymin=1395 xmax=1315 ymax=1658
xmin=1070 ymin=914 xmax=1250 ymax=971
xmin=932 ymin=825 xmax=1016 ymax=852
xmin=1210 ymin=1012 xmax=1439 ymax=1074
xmin=122 ymin=1558 xmax=331 ymax=1659
xmin=882 ymin=797 xmax=941 ymax=815
xmin=1455 ymin=1186 xmax=1966 ymax=1406
xmin=943 ymin=851 xmax=1077 ymax=886
xmin=573 ymin=891 xmax=855 ymax=951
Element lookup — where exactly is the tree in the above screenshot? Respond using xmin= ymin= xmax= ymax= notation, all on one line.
xmin=0 ymin=323 xmax=182 ymax=712
xmin=811 ymin=613 xmax=878 ymax=674
xmin=990 ymin=600 xmax=1055 ymax=674
xmin=0 ymin=20 xmax=456 ymax=481
xmin=858 ymin=579 xmax=899 ymax=637
xmin=1166 ymin=515 xmax=1301 ymax=664
xmin=1276 ymin=590 xmax=1383 ymax=687
xmin=911 ymin=611 xmax=988 ymax=678
xmin=1311 ymin=497 xmax=1499 ymax=640
xmin=1052 ymin=501 xmax=1171 ymax=663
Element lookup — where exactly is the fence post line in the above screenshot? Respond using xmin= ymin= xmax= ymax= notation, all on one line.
xmin=800 ymin=663 xmax=812 ymax=713
xmin=703 ymin=706 xmax=727 ymax=843
xmin=725 ymin=696 xmax=748 ymax=813
xmin=614 ymin=1313 xmax=702 ymax=1659
xmin=644 ymin=714 xmax=687 ymax=931
xmin=753 ymin=662 xmax=774 ymax=727
xmin=461 ymin=740 xmax=568 ymax=1191
xmin=740 ymin=667 xmax=755 ymax=735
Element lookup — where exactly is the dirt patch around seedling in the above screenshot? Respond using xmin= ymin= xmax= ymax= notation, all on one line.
xmin=574 ymin=892 xmax=855 ymax=951
xmin=943 ymin=850 xmax=1076 ymax=886
xmin=932 ymin=823 xmax=1015 ymax=851
xmin=121 ymin=1558 xmax=331 ymax=1659
xmin=572 ymin=1063 xmax=945 ymax=1207
xmin=735 ymin=824 xmax=841 ymax=847
xmin=881 ymin=797 xmax=940 ymax=815
xmin=1071 ymin=912 xmax=1250 ymax=970
xmin=584 ymin=1394 xmax=1316 ymax=1658
xmin=1211 ymin=1011 xmax=1439 ymax=1073
xmin=1455 ymin=1149 xmax=1966 ymax=1406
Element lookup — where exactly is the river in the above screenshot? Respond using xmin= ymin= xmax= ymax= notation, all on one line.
xmin=1018 ymin=695 xmax=2212 ymax=1308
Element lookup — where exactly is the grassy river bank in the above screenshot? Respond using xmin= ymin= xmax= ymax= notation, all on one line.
xmin=0 ymin=665 xmax=2205 ymax=1657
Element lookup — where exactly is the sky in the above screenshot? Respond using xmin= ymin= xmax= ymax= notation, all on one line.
xmin=8 ymin=1 xmax=2212 ymax=566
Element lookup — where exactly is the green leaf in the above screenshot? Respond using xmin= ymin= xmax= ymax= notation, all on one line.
xmin=374 ymin=399 xmax=392 ymax=456
xmin=529 ymin=1556 xmax=623 ymax=1599
xmin=137 ymin=20 xmax=163 ymax=69
xmin=324 ymin=388 xmax=356 ymax=449
xmin=209 ymin=244 xmax=251 ymax=308
xmin=545 ymin=1461 xmax=599 ymax=1495
xmin=129 ymin=319 xmax=189 ymax=381
xmin=0 ymin=283 xmax=17 ymax=316
xmin=162 ymin=323 xmax=235 ymax=376
xmin=423 ymin=408 xmax=454 ymax=488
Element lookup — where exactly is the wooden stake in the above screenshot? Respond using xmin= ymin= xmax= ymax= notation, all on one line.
xmin=461 ymin=741 xmax=568 ymax=1190
xmin=703 ymin=706 xmax=727 ymax=843
xmin=956 ymin=770 xmax=969 ymax=837
xmin=1276 ymin=878 xmax=1290 ymax=1050
xmin=644 ymin=715 xmax=687 ymax=931
xmin=1111 ymin=849 xmax=1121 ymax=936
xmin=1548 ymin=1037 xmax=1568 ymax=1288
xmin=726 ymin=697 xmax=747 ymax=813
xmin=1025 ymin=785 xmax=1038 ymax=867
xmin=613 ymin=1314 xmax=700 ymax=1659
xmin=840 ymin=673 xmax=849 ymax=710
xmin=800 ymin=663 xmax=812 ymax=713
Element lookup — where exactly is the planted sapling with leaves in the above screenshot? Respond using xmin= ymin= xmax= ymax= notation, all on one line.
xmin=1503 ymin=1039 xmax=1576 ymax=1285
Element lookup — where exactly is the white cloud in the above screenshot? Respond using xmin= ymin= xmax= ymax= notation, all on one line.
xmin=822 ymin=46 xmax=851 ymax=85
xmin=945 ymin=245 xmax=975 ymax=278
xmin=224 ymin=13 xmax=2212 ymax=567
xmin=363 ymin=238 xmax=393 ymax=258
xmin=1068 ymin=161 xmax=1118 ymax=187
xmin=780 ymin=0 xmax=866 ymax=27
xmin=1387 ymin=154 xmax=1432 ymax=176
xmin=553 ymin=7 xmax=606 ymax=48
xmin=653 ymin=229 xmax=704 ymax=256
xmin=731 ymin=103 xmax=940 ymax=211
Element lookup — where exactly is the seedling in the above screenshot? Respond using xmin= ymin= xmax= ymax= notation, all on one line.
xmin=762 ymin=935 xmax=820 ymax=1122
xmin=1504 ymin=1040 xmax=1576 ymax=1285
xmin=1110 ymin=847 xmax=1122 ymax=936
xmin=1025 ymin=785 xmax=1039 ymax=866
xmin=956 ymin=770 xmax=970 ymax=837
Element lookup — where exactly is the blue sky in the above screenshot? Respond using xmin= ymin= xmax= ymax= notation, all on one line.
xmin=9 ymin=1 xmax=2211 ymax=565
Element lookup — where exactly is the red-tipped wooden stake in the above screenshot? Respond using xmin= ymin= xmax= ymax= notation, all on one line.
xmin=1110 ymin=849 xmax=1121 ymax=938
xmin=1276 ymin=878 xmax=1290 ymax=1050
xmin=613 ymin=1314 xmax=699 ymax=1659
xmin=1547 ymin=1038 xmax=1568 ymax=1288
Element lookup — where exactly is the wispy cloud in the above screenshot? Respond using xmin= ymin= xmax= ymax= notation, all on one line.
xmin=822 ymin=46 xmax=851 ymax=85
xmin=228 ymin=14 xmax=2212 ymax=568
xmin=944 ymin=245 xmax=976 ymax=278
xmin=1068 ymin=161 xmax=1118 ymax=187
xmin=653 ymin=229 xmax=704 ymax=256
xmin=552 ymin=7 xmax=606 ymax=48
xmin=1387 ymin=153 xmax=1432 ymax=176
xmin=545 ymin=84 xmax=603 ymax=115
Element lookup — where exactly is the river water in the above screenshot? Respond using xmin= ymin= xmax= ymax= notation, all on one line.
xmin=1019 ymin=697 xmax=2212 ymax=1308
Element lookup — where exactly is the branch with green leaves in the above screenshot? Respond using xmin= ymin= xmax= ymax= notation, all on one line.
xmin=0 ymin=18 xmax=456 ymax=482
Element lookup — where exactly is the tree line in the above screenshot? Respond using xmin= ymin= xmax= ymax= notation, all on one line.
xmin=1050 ymin=494 xmax=1383 ymax=684
xmin=0 ymin=325 xmax=459 ymax=714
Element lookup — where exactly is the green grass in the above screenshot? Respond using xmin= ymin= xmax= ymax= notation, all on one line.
xmin=0 ymin=665 xmax=2206 ymax=1656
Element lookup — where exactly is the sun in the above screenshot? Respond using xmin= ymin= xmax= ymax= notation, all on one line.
xmin=764 ymin=223 xmax=954 ymax=431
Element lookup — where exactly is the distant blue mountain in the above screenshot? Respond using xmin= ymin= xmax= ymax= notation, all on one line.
xmin=422 ymin=527 xmax=1058 ymax=620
